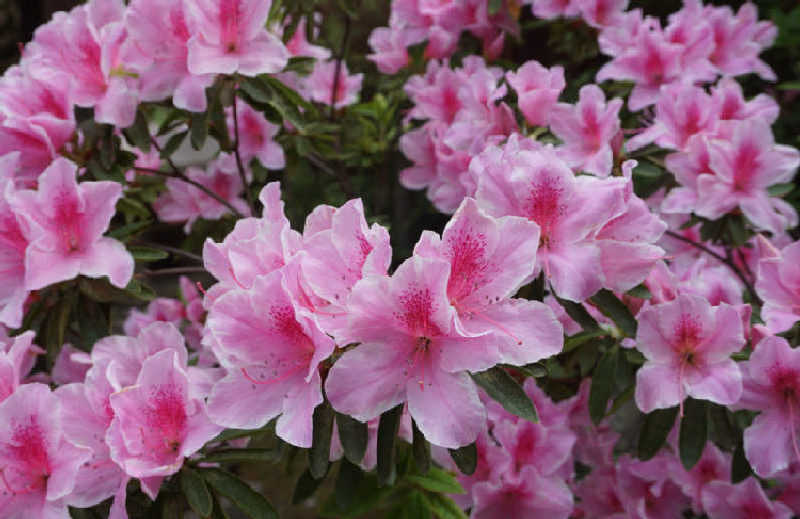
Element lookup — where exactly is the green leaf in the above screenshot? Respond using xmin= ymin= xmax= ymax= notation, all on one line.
xmin=632 ymin=161 xmax=663 ymax=179
xmin=426 ymin=493 xmax=469 ymax=519
xmin=589 ymin=346 xmax=618 ymax=425
xmin=626 ymin=284 xmax=652 ymax=299
xmin=406 ymin=467 xmax=465 ymax=495
xmin=107 ymin=219 xmax=153 ymax=240
xmin=292 ymin=468 xmax=324 ymax=504
xmin=160 ymin=131 xmax=187 ymax=159
xmin=488 ymin=0 xmax=503 ymax=15
xmin=201 ymin=468 xmax=277 ymax=519
xmin=637 ymin=407 xmax=678 ymax=461
xmin=470 ymin=367 xmax=538 ymax=423
xmin=563 ymin=330 xmax=607 ymax=353
xmin=335 ymin=459 xmax=363 ymax=510
xmin=590 ymin=289 xmax=637 ymax=337
xmin=708 ymin=404 xmax=736 ymax=452
xmin=309 ymin=399 xmax=335 ymax=479
xmin=401 ymin=491 xmax=433 ymax=519
xmin=554 ymin=296 xmax=599 ymax=332
xmin=679 ymin=398 xmax=708 ymax=470
xmin=336 ymin=412 xmax=368 ymax=466
xmin=726 ymin=216 xmax=748 ymax=247
xmin=190 ymin=110 xmax=209 ymax=150
xmin=181 ymin=467 xmax=213 ymax=518
xmin=128 ymin=246 xmax=169 ymax=263
xmin=122 ymin=279 xmax=157 ymax=302
xmin=731 ymin=440 xmax=753 ymax=483
xmin=448 ymin=442 xmax=478 ymax=476
xmin=377 ymin=404 xmax=403 ymax=486
xmin=777 ymin=81 xmax=800 ymax=90
xmin=412 ymin=419 xmax=431 ymax=474
xmin=122 ymin=109 xmax=151 ymax=152
xmin=201 ymin=448 xmax=280 ymax=464
xmin=768 ymin=182 xmax=795 ymax=196
xmin=45 ymin=291 xmax=76 ymax=366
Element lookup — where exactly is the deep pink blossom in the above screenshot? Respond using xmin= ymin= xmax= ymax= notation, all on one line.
xmin=0 ymin=383 xmax=91 ymax=519
xmin=0 ymin=332 xmax=36 ymax=403
xmin=107 ymin=350 xmax=221 ymax=488
xmin=0 ymin=173 xmax=30 ymax=328
xmin=550 ymin=84 xmax=622 ymax=177
xmin=576 ymin=0 xmax=627 ymax=28
xmin=204 ymin=268 xmax=335 ymax=447
xmin=634 ymin=294 xmax=744 ymax=414
xmin=667 ymin=442 xmax=731 ymax=513
xmin=616 ymin=454 xmax=691 ymax=518
xmin=184 ymin=0 xmax=290 ymax=76
xmin=701 ymin=478 xmax=792 ymax=519
xmin=505 ymin=60 xmax=565 ymax=127
xmin=226 ymin=102 xmax=285 ymax=170
xmin=11 ymin=158 xmax=134 ymax=290
xmin=470 ymin=465 xmax=574 ymax=519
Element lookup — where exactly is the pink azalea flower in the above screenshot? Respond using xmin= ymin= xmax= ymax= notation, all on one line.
xmin=325 ymin=255 xmax=493 ymax=449
xmin=413 ymin=197 xmax=563 ymax=365
xmin=634 ymin=294 xmax=745 ymax=415
xmin=123 ymin=298 xmax=186 ymax=337
xmin=597 ymin=8 xmax=656 ymax=57
xmin=573 ymin=465 xmax=626 ymax=517
xmin=616 ymin=454 xmax=691 ymax=518
xmin=667 ymin=442 xmax=731 ymax=513
xmin=492 ymin=413 xmax=576 ymax=480
xmin=26 ymin=1 xmax=138 ymax=127
xmin=756 ymin=241 xmax=800 ymax=334
xmin=706 ymin=3 xmax=776 ymax=81
xmin=695 ymin=121 xmax=800 ymax=234
xmin=106 ymin=350 xmax=222 ymax=488
xmin=10 ymin=158 xmax=134 ymax=290
xmin=701 ymin=478 xmax=793 ymax=519
xmin=202 ymin=182 xmax=300 ymax=305
xmin=0 ymin=332 xmax=36 ymax=403
xmin=470 ymin=465 xmax=574 ymax=519
xmin=0 ymin=383 xmax=91 ymax=518
xmin=122 ymin=0 xmax=215 ymax=112
xmin=739 ymin=336 xmax=800 ymax=477
xmin=626 ymin=84 xmax=719 ymax=153
xmin=0 ymin=65 xmax=73 ymax=122
xmin=153 ymin=153 xmax=250 ymax=233
xmin=299 ymin=198 xmax=392 ymax=340
xmin=225 ymin=101 xmax=285 ymax=170
xmin=712 ymin=77 xmax=779 ymax=125
xmin=184 ymin=0 xmax=290 ymax=76
xmin=576 ymin=0 xmax=628 ymax=28
xmin=474 ymin=144 xmax=627 ymax=301
xmin=51 ymin=344 xmax=91 ymax=386
xmin=596 ymin=27 xmax=685 ymax=111
xmin=0 ymin=117 xmax=74 ymax=189
xmin=306 ymin=60 xmax=364 ymax=109
xmin=204 ymin=268 xmax=335 ymax=447
xmin=282 ymin=17 xmax=330 ymax=60
xmin=505 ymin=60 xmax=565 ymax=127
xmin=663 ymin=0 xmax=716 ymax=81
xmin=661 ymin=134 xmax=714 ymax=214
xmin=367 ymin=27 xmax=410 ymax=74
xmin=550 ymin=84 xmax=622 ymax=177
xmin=0 ymin=173 xmax=30 ymax=328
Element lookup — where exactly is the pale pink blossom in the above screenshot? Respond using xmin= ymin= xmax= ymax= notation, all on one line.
xmin=756 ymin=241 xmax=800 ymax=334
xmin=550 ymin=84 xmax=622 ymax=176
xmin=367 ymin=28 xmax=410 ymax=74
xmin=506 ymin=60 xmax=565 ymax=127
xmin=667 ymin=442 xmax=731 ymax=513
xmin=184 ymin=0 xmax=290 ymax=76
xmin=706 ymin=3 xmax=776 ymax=81
xmin=123 ymin=298 xmax=186 ymax=337
xmin=0 ymin=172 xmax=30 ymax=328
xmin=305 ymin=60 xmax=363 ymax=109
xmin=11 ymin=158 xmax=134 ymax=290
xmin=712 ymin=77 xmax=779 ymax=125
xmin=0 ymin=332 xmax=36 ymax=403
xmin=576 ymin=0 xmax=627 ymax=28
xmin=634 ymin=294 xmax=744 ymax=415
xmin=226 ymin=101 xmax=285 ymax=170
xmin=528 ymin=0 xmax=579 ymax=20
xmin=701 ymin=478 xmax=793 ymax=519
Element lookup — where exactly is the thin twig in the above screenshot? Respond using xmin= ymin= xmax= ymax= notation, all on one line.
xmin=231 ymin=92 xmax=256 ymax=214
xmin=135 ymin=241 xmax=203 ymax=263
xmin=150 ymin=136 xmax=181 ymax=176
xmin=135 ymin=266 xmax=208 ymax=278
xmin=329 ymin=14 xmax=352 ymax=119
xmin=133 ymin=167 xmax=245 ymax=218
xmin=665 ymin=230 xmax=761 ymax=304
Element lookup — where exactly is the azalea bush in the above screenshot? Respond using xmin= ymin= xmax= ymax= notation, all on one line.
xmin=1 ymin=0 xmax=800 ymax=518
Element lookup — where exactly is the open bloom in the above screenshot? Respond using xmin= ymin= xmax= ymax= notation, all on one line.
xmin=204 ymin=268 xmax=335 ymax=448
xmin=413 ymin=197 xmax=563 ymax=363
xmin=474 ymin=145 xmax=627 ymax=301
xmin=11 ymin=158 xmax=134 ymax=290
xmin=701 ymin=478 xmax=793 ymax=519
xmin=739 ymin=336 xmax=800 ymax=477
xmin=306 ymin=60 xmax=364 ymax=109
xmin=634 ymin=294 xmax=745 ymax=415
xmin=0 ymin=383 xmax=91 ymax=519
xmin=470 ymin=465 xmax=574 ymax=519
xmin=756 ymin=241 xmax=800 ymax=334
xmin=185 ymin=0 xmax=289 ymax=76
xmin=550 ymin=84 xmax=622 ymax=177
xmin=106 ymin=350 xmax=221 ymax=487
xmin=0 ymin=332 xmax=36 ymax=403
xmin=328 ymin=255 xmax=514 ymax=449
xmin=505 ymin=60 xmax=565 ymax=127
xmin=0 ymin=172 xmax=29 ymax=328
